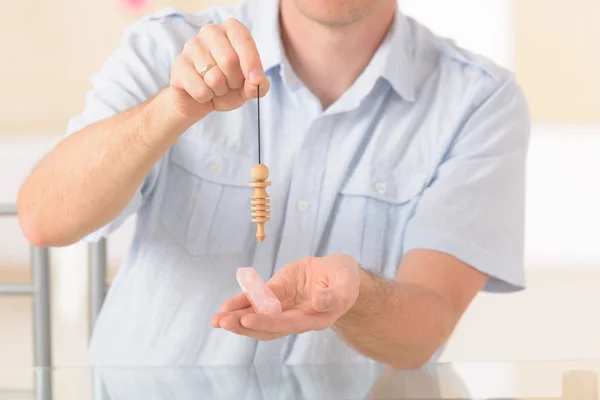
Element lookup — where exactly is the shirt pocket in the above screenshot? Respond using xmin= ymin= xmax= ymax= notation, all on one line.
xmin=328 ymin=168 xmax=426 ymax=275
xmin=159 ymin=137 xmax=255 ymax=257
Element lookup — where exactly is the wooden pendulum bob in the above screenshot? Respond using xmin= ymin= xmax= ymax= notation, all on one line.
xmin=249 ymin=163 xmax=271 ymax=242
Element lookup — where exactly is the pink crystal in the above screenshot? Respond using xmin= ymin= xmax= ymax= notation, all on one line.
xmin=236 ymin=267 xmax=282 ymax=314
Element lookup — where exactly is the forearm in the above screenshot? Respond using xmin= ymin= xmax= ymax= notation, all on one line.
xmin=334 ymin=268 xmax=457 ymax=369
xmin=18 ymin=87 xmax=201 ymax=246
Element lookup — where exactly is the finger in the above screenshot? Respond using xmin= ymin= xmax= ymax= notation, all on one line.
xmin=220 ymin=292 xmax=251 ymax=312
xmin=224 ymin=325 xmax=283 ymax=341
xmin=240 ymin=309 xmax=332 ymax=334
xmin=241 ymin=76 xmax=271 ymax=102
xmin=215 ymin=308 xmax=284 ymax=340
xmin=199 ymin=24 xmax=245 ymax=89
xmin=261 ymin=258 xmax=302 ymax=309
xmin=202 ymin=65 xmax=229 ymax=96
xmin=312 ymin=286 xmax=332 ymax=313
xmin=184 ymin=37 xmax=229 ymax=96
xmin=210 ymin=313 xmax=222 ymax=328
xmin=224 ymin=18 xmax=266 ymax=86
xmin=219 ymin=308 xmax=253 ymax=330
xmin=171 ymin=56 xmax=214 ymax=104
xmin=210 ymin=307 xmax=252 ymax=329
xmin=265 ymin=278 xmax=287 ymax=303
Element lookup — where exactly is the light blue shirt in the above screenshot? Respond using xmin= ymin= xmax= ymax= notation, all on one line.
xmin=66 ymin=0 xmax=530 ymax=366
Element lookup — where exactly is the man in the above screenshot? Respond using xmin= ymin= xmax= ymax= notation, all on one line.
xmin=17 ymin=0 xmax=530 ymax=367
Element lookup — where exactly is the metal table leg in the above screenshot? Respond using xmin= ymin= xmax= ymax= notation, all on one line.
xmin=0 ymin=204 xmax=53 ymax=368
xmin=31 ymin=246 xmax=52 ymax=368
xmin=35 ymin=368 xmax=52 ymax=400
xmin=1 ymin=204 xmax=53 ymax=399
xmin=89 ymin=239 xmax=107 ymax=335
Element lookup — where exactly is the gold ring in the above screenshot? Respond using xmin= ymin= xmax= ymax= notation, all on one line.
xmin=199 ymin=62 xmax=216 ymax=78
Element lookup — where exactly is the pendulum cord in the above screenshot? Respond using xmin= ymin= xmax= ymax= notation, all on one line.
xmin=249 ymin=85 xmax=271 ymax=243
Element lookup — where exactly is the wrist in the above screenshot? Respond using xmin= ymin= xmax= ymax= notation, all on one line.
xmin=154 ymin=86 xmax=212 ymax=130
xmin=336 ymin=266 xmax=375 ymax=325
xmin=127 ymin=89 xmax=196 ymax=150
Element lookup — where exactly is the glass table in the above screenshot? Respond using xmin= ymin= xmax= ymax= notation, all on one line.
xmin=0 ymin=362 xmax=599 ymax=399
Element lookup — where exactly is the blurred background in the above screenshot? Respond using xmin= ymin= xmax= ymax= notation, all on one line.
xmin=0 ymin=0 xmax=599 ymax=369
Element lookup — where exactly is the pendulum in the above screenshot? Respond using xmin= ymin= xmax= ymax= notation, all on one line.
xmin=250 ymin=164 xmax=270 ymax=243
xmin=249 ymin=85 xmax=271 ymax=243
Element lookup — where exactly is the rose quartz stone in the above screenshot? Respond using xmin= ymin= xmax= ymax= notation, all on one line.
xmin=236 ymin=267 xmax=282 ymax=314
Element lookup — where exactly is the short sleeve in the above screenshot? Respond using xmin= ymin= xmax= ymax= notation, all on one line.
xmin=65 ymin=19 xmax=173 ymax=242
xmin=403 ymin=77 xmax=531 ymax=292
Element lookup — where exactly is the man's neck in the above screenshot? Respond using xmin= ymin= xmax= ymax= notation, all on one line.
xmin=279 ymin=0 xmax=396 ymax=110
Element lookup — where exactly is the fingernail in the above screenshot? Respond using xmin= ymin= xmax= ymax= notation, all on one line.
xmin=317 ymin=293 xmax=331 ymax=311
xmin=249 ymin=68 xmax=264 ymax=84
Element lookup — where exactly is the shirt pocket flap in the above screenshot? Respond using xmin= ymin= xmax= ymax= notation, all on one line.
xmin=169 ymin=136 xmax=253 ymax=188
xmin=340 ymin=167 xmax=426 ymax=205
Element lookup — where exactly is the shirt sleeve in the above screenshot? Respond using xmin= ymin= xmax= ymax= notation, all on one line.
xmin=403 ymin=77 xmax=531 ymax=292
xmin=64 ymin=18 xmax=173 ymax=242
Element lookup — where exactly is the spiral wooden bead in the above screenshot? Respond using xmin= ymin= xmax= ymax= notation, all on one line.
xmin=249 ymin=164 xmax=271 ymax=243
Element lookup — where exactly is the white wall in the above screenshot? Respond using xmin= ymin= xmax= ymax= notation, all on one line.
xmin=401 ymin=0 xmax=514 ymax=69
xmin=526 ymin=125 xmax=600 ymax=268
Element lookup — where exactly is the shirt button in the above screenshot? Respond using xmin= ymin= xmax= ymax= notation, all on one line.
xmin=374 ymin=182 xmax=387 ymax=195
xmin=209 ymin=162 xmax=222 ymax=174
xmin=297 ymin=200 xmax=309 ymax=212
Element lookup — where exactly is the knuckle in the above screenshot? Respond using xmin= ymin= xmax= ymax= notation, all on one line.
xmin=188 ymin=86 xmax=211 ymax=103
xmin=199 ymin=23 xmax=219 ymax=37
xmin=238 ymin=33 xmax=256 ymax=48
xmin=220 ymin=50 xmax=240 ymax=68
xmin=183 ymin=37 xmax=199 ymax=53
xmin=204 ymin=72 xmax=226 ymax=90
xmin=223 ymin=18 xmax=244 ymax=30
xmin=229 ymin=79 xmax=244 ymax=90
xmin=171 ymin=54 xmax=186 ymax=69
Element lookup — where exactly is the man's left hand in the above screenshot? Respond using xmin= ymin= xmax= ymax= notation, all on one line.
xmin=210 ymin=254 xmax=361 ymax=340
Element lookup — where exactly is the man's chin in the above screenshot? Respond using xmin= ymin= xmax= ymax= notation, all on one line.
xmin=293 ymin=0 xmax=383 ymax=27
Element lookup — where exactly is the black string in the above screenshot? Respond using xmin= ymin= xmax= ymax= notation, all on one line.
xmin=257 ymin=85 xmax=261 ymax=164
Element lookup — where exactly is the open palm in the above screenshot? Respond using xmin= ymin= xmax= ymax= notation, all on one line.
xmin=210 ymin=254 xmax=361 ymax=341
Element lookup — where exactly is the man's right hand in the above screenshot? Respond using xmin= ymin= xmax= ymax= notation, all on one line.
xmin=168 ymin=18 xmax=271 ymax=121
xmin=18 ymin=18 xmax=270 ymax=247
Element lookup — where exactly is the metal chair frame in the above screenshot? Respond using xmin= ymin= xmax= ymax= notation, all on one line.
xmin=0 ymin=204 xmax=52 ymax=368
xmin=88 ymin=238 xmax=107 ymax=335
xmin=0 ymin=204 xmax=109 ymax=400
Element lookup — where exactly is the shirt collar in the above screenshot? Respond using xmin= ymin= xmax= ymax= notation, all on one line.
xmin=252 ymin=0 xmax=284 ymax=74
xmin=378 ymin=11 xmax=416 ymax=102
xmin=252 ymin=0 xmax=416 ymax=103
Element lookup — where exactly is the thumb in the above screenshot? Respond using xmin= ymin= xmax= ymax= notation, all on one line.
xmin=242 ymin=76 xmax=270 ymax=102
xmin=311 ymin=283 xmax=335 ymax=313
xmin=310 ymin=255 xmax=360 ymax=313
